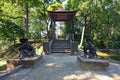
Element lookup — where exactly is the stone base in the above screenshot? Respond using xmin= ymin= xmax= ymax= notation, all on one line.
xmin=77 ymin=56 xmax=109 ymax=70
xmin=7 ymin=55 xmax=43 ymax=68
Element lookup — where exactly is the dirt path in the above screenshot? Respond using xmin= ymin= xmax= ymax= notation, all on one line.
xmin=2 ymin=54 xmax=120 ymax=80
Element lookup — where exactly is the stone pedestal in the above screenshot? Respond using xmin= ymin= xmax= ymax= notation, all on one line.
xmin=43 ymin=42 xmax=50 ymax=55
xmin=71 ymin=42 xmax=78 ymax=55
xmin=77 ymin=56 xmax=109 ymax=70
xmin=7 ymin=56 xmax=43 ymax=68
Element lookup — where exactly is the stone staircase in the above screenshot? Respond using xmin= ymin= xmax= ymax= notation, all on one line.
xmin=51 ymin=40 xmax=71 ymax=54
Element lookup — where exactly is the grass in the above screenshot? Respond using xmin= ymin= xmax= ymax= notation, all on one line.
xmin=35 ymin=46 xmax=43 ymax=55
xmin=97 ymin=51 xmax=111 ymax=58
xmin=110 ymin=54 xmax=120 ymax=61
xmin=0 ymin=60 xmax=7 ymax=70
xmin=97 ymin=51 xmax=120 ymax=61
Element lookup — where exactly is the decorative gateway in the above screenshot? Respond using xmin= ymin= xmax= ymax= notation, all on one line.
xmin=47 ymin=9 xmax=77 ymax=21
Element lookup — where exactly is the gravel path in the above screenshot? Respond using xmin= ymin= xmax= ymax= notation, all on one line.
xmin=2 ymin=53 xmax=120 ymax=80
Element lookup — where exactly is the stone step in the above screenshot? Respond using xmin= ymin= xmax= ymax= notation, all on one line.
xmin=52 ymin=43 xmax=70 ymax=45
xmin=52 ymin=44 xmax=70 ymax=46
xmin=52 ymin=42 xmax=69 ymax=44
xmin=51 ymin=40 xmax=71 ymax=53
xmin=52 ymin=45 xmax=70 ymax=48
xmin=51 ymin=46 xmax=70 ymax=49
xmin=51 ymin=48 xmax=71 ymax=53
xmin=54 ymin=42 xmax=69 ymax=43
xmin=51 ymin=48 xmax=70 ymax=51
xmin=53 ymin=40 xmax=69 ymax=42
xmin=51 ymin=50 xmax=71 ymax=53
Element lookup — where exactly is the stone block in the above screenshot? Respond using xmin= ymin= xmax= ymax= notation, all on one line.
xmin=7 ymin=56 xmax=43 ymax=68
xmin=77 ymin=56 xmax=109 ymax=70
xmin=43 ymin=42 xmax=50 ymax=54
xmin=71 ymin=42 xmax=78 ymax=55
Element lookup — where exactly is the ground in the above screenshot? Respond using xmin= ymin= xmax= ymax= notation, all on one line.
xmin=1 ymin=53 xmax=120 ymax=80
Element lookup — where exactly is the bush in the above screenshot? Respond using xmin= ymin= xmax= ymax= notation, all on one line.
xmin=110 ymin=54 xmax=120 ymax=61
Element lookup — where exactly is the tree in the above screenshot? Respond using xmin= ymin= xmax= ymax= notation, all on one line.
xmin=1 ymin=0 xmax=46 ymax=39
xmin=64 ymin=0 xmax=120 ymax=49
xmin=0 ymin=18 xmax=24 ymax=42
xmin=0 ymin=1 xmax=24 ymax=43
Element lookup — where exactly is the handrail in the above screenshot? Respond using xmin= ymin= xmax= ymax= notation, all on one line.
xmin=66 ymin=33 xmax=74 ymax=41
xmin=49 ymin=39 xmax=54 ymax=54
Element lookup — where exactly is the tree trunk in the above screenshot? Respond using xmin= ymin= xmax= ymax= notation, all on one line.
xmin=24 ymin=2 xmax=29 ymax=38
xmin=79 ymin=16 xmax=87 ymax=49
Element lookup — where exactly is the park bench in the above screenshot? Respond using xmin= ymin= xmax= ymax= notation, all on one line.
xmin=77 ymin=56 xmax=109 ymax=70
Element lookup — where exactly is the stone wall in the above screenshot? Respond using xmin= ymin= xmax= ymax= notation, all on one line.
xmin=43 ymin=42 xmax=50 ymax=55
xmin=71 ymin=41 xmax=78 ymax=55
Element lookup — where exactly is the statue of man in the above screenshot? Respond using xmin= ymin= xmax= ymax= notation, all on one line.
xmin=19 ymin=38 xmax=36 ymax=58
xmin=84 ymin=38 xmax=97 ymax=58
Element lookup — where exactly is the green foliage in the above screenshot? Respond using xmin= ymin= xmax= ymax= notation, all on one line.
xmin=0 ymin=18 xmax=24 ymax=41
xmin=0 ymin=61 xmax=7 ymax=70
xmin=47 ymin=2 xmax=62 ymax=11
xmin=0 ymin=0 xmax=120 ymax=55
xmin=110 ymin=54 xmax=120 ymax=61
xmin=64 ymin=0 xmax=120 ymax=49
